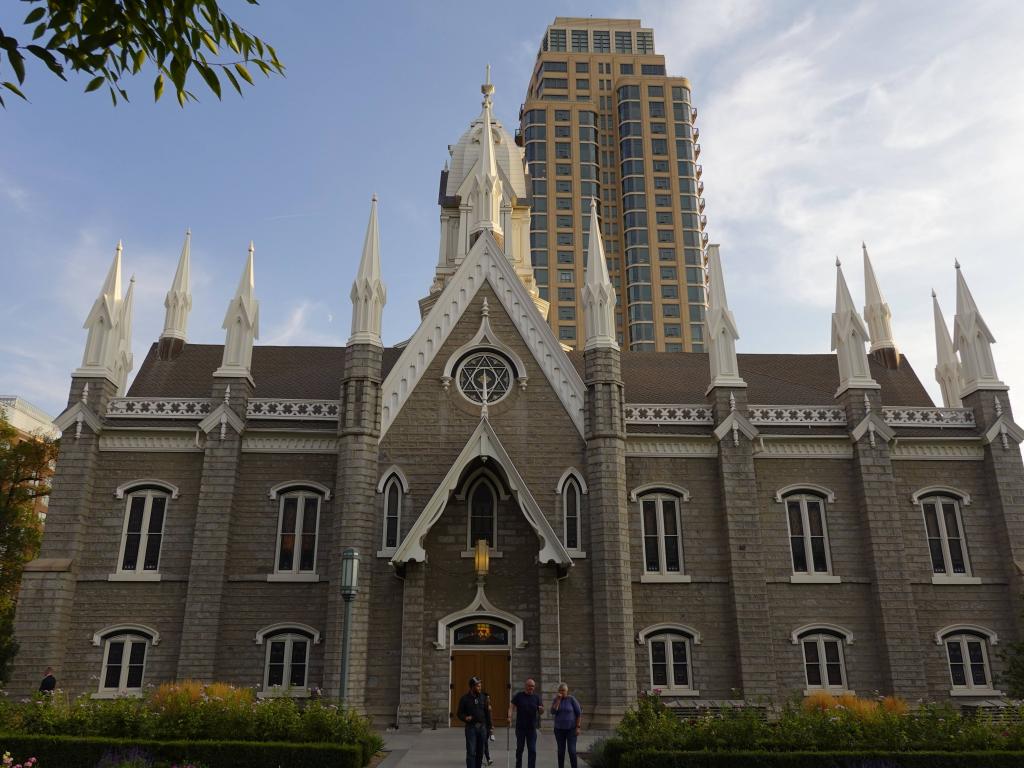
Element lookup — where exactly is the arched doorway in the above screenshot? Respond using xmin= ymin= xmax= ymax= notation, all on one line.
xmin=448 ymin=619 xmax=512 ymax=726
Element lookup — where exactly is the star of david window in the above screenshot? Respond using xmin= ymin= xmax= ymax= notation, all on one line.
xmin=458 ymin=352 xmax=513 ymax=404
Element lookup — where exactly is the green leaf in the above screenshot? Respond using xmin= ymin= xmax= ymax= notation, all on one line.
xmin=2 ymin=81 xmax=27 ymax=101
xmin=196 ymin=62 xmax=220 ymax=99
xmin=32 ymin=22 xmax=47 ymax=41
xmin=8 ymin=49 xmax=25 ymax=85
xmin=133 ymin=48 xmax=146 ymax=74
xmin=153 ymin=72 xmax=164 ymax=101
xmin=223 ymin=66 xmax=241 ymax=95
xmin=108 ymin=85 xmax=117 ymax=106
xmin=84 ymin=75 xmax=104 ymax=92
xmin=202 ymin=32 xmax=218 ymax=55
xmin=176 ymin=88 xmax=186 ymax=108
xmin=234 ymin=62 xmax=253 ymax=85
xmin=23 ymin=7 xmax=46 ymax=24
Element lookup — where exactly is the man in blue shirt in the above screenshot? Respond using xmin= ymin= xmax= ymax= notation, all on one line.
xmin=507 ymin=677 xmax=544 ymax=768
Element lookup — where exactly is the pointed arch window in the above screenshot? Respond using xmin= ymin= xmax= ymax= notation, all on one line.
xmin=468 ymin=478 xmax=498 ymax=550
xmin=382 ymin=475 xmax=403 ymax=551
xmin=563 ymin=478 xmax=582 ymax=551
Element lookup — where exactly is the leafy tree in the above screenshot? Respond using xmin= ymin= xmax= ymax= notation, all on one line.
xmin=0 ymin=410 xmax=58 ymax=683
xmin=0 ymin=0 xmax=283 ymax=107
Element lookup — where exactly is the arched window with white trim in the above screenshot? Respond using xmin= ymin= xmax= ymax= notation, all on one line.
xmin=273 ymin=488 xmax=322 ymax=577
xmin=642 ymin=626 xmax=698 ymax=694
xmin=941 ymin=628 xmax=996 ymax=694
xmin=257 ymin=625 xmax=318 ymax=697
xmin=919 ymin=494 xmax=971 ymax=577
xmin=382 ymin=475 xmax=403 ymax=551
xmin=638 ymin=490 xmax=684 ymax=576
xmin=98 ymin=628 xmax=153 ymax=695
xmin=563 ymin=477 xmax=582 ymax=552
xmin=467 ymin=477 xmax=498 ymax=549
xmin=783 ymin=492 xmax=832 ymax=576
xmin=115 ymin=486 xmax=170 ymax=577
xmin=796 ymin=626 xmax=850 ymax=692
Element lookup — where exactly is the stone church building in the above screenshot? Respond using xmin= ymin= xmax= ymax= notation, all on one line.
xmin=11 ymin=76 xmax=1024 ymax=729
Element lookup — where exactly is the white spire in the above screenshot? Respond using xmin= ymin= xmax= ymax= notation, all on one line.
xmin=161 ymin=229 xmax=193 ymax=342
xmin=953 ymin=261 xmax=1005 ymax=395
xmin=75 ymin=240 xmax=124 ymax=382
xmin=932 ymin=290 xmax=963 ymax=408
xmin=349 ymin=194 xmax=386 ymax=347
xmin=706 ymin=244 xmax=746 ymax=389
xmin=831 ymin=258 xmax=878 ymax=394
xmin=862 ymin=242 xmax=897 ymax=353
xmin=581 ymin=199 xmax=617 ymax=351
xmin=113 ymin=276 xmax=136 ymax=395
xmin=214 ymin=241 xmax=260 ymax=380
xmin=471 ymin=66 xmax=502 ymax=236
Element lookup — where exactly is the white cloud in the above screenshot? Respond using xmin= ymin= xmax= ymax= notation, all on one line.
xmin=262 ymin=300 xmax=344 ymax=346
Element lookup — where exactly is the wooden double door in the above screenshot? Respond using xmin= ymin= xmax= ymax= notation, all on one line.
xmin=449 ymin=650 xmax=510 ymax=726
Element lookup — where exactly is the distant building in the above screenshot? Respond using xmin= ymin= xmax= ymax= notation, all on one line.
xmin=0 ymin=396 xmax=59 ymax=440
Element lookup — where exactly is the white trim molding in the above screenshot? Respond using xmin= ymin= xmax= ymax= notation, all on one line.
xmin=790 ymin=623 xmax=854 ymax=645
xmin=380 ymin=232 xmax=585 ymax=439
xmin=554 ymin=468 xmax=588 ymax=495
xmin=636 ymin=623 xmax=703 ymax=646
xmin=629 ymin=483 xmax=691 ymax=503
xmin=934 ymin=624 xmax=999 ymax=646
xmin=911 ymin=486 xmax=972 ymax=506
xmin=241 ymin=435 xmax=338 ymax=453
xmin=114 ymin=479 xmax=180 ymax=499
xmin=755 ymin=438 xmax=852 ymax=459
xmin=433 ymin=582 xmax=526 ymax=650
xmin=891 ymin=440 xmax=986 ymax=461
xmin=377 ymin=465 xmax=410 ymax=493
xmin=441 ymin=298 xmax=529 ymax=385
xmin=92 ymin=623 xmax=161 ymax=647
xmin=625 ymin=437 xmax=718 ymax=458
xmin=268 ymin=480 xmax=332 ymax=501
xmin=790 ymin=574 xmax=842 ymax=584
xmin=255 ymin=622 xmax=322 ymax=645
xmin=100 ymin=433 xmax=201 ymax=452
xmin=774 ymin=483 xmax=836 ymax=503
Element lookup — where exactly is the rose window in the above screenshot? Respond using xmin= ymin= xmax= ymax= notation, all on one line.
xmin=458 ymin=353 xmax=512 ymax=404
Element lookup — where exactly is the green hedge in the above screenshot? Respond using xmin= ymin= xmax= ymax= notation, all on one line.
xmin=618 ymin=751 xmax=1024 ymax=768
xmin=0 ymin=733 xmax=363 ymax=768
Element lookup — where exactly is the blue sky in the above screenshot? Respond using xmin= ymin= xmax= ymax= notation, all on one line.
xmin=1 ymin=0 xmax=1022 ymax=418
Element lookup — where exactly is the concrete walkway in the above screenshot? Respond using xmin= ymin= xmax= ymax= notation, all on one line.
xmin=380 ymin=727 xmax=607 ymax=767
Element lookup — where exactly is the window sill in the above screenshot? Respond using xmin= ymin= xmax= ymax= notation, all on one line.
xmin=640 ymin=573 xmax=691 ymax=584
xmin=92 ymin=690 xmax=143 ymax=699
xmin=950 ymin=688 xmax=1003 ymax=698
xmin=257 ymin=688 xmax=311 ymax=699
xmin=652 ymin=688 xmax=700 ymax=697
xmin=804 ymin=688 xmax=854 ymax=697
xmin=460 ymin=550 xmax=504 ymax=559
xmin=790 ymin=574 xmax=842 ymax=584
xmin=932 ymin=575 xmax=982 ymax=585
xmin=377 ymin=548 xmax=397 ymax=559
xmin=107 ymin=572 xmax=161 ymax=582
xmin=566 ymin=549 xmax=587 ymax=559
xmin=266 ymin=573 xmax=320 ymax=583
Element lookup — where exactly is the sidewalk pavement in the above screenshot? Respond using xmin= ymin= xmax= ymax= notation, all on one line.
xmin=380 ymin=726 xmax=610 ymax=767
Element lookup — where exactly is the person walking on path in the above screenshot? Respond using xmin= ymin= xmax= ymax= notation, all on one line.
xmin=549 ymin=682 xmax=582 ymax=768
xmin=508 ymin=677 xmax=544 ymax=768
xmin=457 ymin=676 xmax=493 ymax=768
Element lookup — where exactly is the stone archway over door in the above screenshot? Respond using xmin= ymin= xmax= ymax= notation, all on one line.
xmin=449 ymin=650 xmax=510 ymax=727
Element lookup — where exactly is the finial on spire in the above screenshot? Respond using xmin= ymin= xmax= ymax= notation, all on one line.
xmin=932 ymin=290 xmax=963 ymax=407
xmin=75 ymin=241 xmax=126 ymax=383
xmin=955 ymin=259 xmax=961 ymax=269
xmin=931 ymin=288 xmax=936 ymax=298
xmin=953 ymin=261 xmax=1005 ymax=395
xmin=582 ymin=197 xmax=617 ymax=351
xmin=832 ymin=258 xmax=878 ymax=395
xmin=706 ymin=243 xmax=745 ymax=390
xmin=862 ymin=242 xmax=898 ymax=358
xmin=349 ymin=194 xmax=386 ymax=347
xmin=161 ymin=228 xmax=194 ymax=350
xmin=214 ymin=243 xmax=260 ymax=381
xmin=481 ymin=63 xmax=494 ymax=105
xmin=835 ymin=257 xmax=841 ymax=268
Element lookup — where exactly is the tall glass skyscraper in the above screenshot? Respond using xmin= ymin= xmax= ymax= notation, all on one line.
xmin=520 ymin=18 xmax=708 ymax=351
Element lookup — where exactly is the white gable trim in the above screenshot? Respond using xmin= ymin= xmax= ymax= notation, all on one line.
xmin=379 ymin=232 xmax=585 ymax=439
xmin=433 ymin=583 xmax=526 ymax=650
xmin=390 ymin=417 xmax=573 ymax=566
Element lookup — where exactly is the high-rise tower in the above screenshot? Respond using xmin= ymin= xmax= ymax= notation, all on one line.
xmin=520 ymin=18 xmax=708 ymax=351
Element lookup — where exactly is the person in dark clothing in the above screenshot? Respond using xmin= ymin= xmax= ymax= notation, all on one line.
xmin=457 ymin=676 xmax=493 ymax=768
xmin=550 ymin=682 xmax=582 ymax=768
xmin=508 ymin=677 xmax=544 ymax=768
xmin=38 ymin=667 xmax=56 ymax=694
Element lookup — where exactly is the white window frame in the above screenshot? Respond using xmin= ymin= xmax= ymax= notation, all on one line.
xmin=97 ymin=632 xmax=150 ymax=697
xmin=259 ymin=630 xmax=313 ymax=698
xmin=783 ymin=493 xmax=839 ymax=583
xmin=919 ymin=494 xmax=976 ymax=583
xmin=943 ymin=631 xmax=1000 ymax=696
xmin=563 ymin=477 xmax=583 ymax=555
xmin=645 ymin=630 xmax=698 ymax=696
xmin=798 ymin=630 xmax=849 ymax=694
xmin=269 ymin=490 xmax=321 ymax=582
xmin=380 ymin=475 xmax=403 ymax=554
xmin=638 ymin=492 xmax=688 ymax=582
xmin=111 ymin=488 xmax=168 ymax=582
xmin=466 ymin=477 xmax=499 ymax=552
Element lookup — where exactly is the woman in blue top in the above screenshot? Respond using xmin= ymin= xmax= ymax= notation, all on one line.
xmin=549 ymin=681 xmax=582 ymax=768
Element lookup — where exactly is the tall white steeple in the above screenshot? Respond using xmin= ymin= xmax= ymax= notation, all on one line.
xmin=706 ymin=244 xmax=745 ymax=390
xmin=862 ymin=243 xmax=898 ymax=356
xmin=932 ymin=290 xmax=963 ymax=408
xmin=471 ymin=65 xmax=502 ymax=238
xmin=349 ymin=194 xmax=386 ymax=347
xmin=74 ymin=241 xmax=124 ymax=383
xmin=581 ymin=199 xmax=617 ymax=351
xmin=113 ymin=275 xmax=136 ymax=395
xmin=214 ymin=241 xmax=260 ymax=380
xmin=831 ymin=258 xmax=878 ymax=395
xmin=161 ymin=229 xmax=192 ymax=342
xmin=953 ymin=261 xmax=1005 ymax=395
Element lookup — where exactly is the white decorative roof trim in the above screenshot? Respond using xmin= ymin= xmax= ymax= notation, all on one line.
xmin=554 ymin=468 xmax=588 ymax=495
xmin=268 ymin=480 xmax=332 ymax=501
xmin=377 ymin=465 xmax=410 ymax=493
xmin=911 ymin=486 xmax=972 ymax=505
xmin=934 ymin=624 xmax=998 ymax=645
xmin=255 ymin=622 xmax=321 ymax=645
xmin=625 ymin=436 xmax=719 ymax=458
xmin=99 ymin=433 xmax=201 ymax=452
xmin=636 ymin=623 xmax=703 ymax=646
xmin=790 ymin=623 xmax=854 ymax=645
xmin=115 ymin=479 xmax=180 ymax=499
xmin=441 ymin=301 xmax=529 ymax=382
xmin=107 ymin=398 xmax=212 ymax=418
xmin=629 ymin=483 xmax=691 ymax=503
xmin=92 ymin=624 xmax=161 ymax=646
xmin=890 ymin=440 xmax=985 ymax=461
xmin=390 ymin=417 xmax=572 ymax=566
xmin=774 ymin=483 xmax=836 ymax=503
xmin=433 ymin=583 xmax=526 ymax=650
xmin=247 ymin=399 xmax=340 ymax=420
xmin=380 ymin=232 xmax=585 ymax=440
xmin=242 ymin=435 xmax=338 ymax=453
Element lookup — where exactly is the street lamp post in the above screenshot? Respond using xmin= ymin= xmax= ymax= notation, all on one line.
xmin=340 ymin=547 xmax=360 ymax=708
